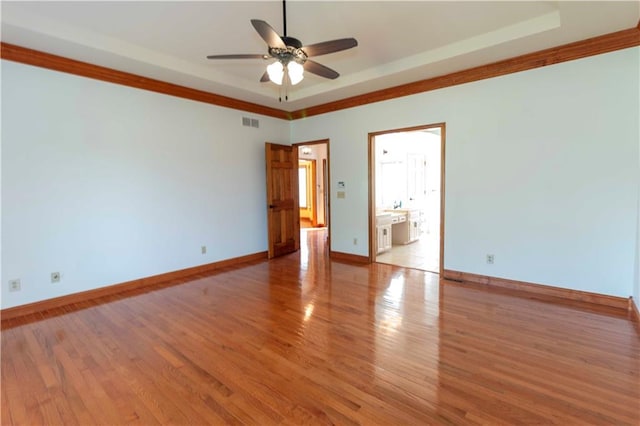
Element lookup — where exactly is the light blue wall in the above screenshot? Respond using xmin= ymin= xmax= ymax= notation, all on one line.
xmin=292 ymin=47 xmax=640 ymax=298
xmin=1 ymin=60 xmax=290 ymax=309
xmin=3 ymin=46 xmax=639 ymax=309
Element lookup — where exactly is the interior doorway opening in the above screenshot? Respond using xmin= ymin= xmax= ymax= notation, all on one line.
xmin=295 ymin=140 xmax=330 ymax=242
xmin=369 ymin=124 xmax=445 ymax=273
xmin=298 ymin=159 xmax=317 ymax=228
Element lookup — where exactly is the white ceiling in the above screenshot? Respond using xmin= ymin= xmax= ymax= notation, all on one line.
xmin=2 ymin=1 xmax=638 ymax=112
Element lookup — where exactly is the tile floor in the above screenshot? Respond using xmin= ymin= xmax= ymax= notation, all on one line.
xmin=376 ymin=230 xmax=439 ymax=273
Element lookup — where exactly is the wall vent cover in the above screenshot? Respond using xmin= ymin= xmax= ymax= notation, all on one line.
xmin=242 ymin=117 xmax=260 ymax=128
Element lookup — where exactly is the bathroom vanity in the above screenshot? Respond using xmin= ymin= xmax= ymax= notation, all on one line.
xmin=388 ymin=209 xmax=422 ymax=245
xmin=376 ymin=209 xmax=423 ymax=253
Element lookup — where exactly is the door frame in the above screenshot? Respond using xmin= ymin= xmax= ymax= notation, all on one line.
xmin=293 ymin=139 xmax=331 ymax=250
xmin=368 ymin=123 xmax=446 ymax=273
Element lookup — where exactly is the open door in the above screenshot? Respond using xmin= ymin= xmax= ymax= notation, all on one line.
xmin=266 ymin=142 xmax=300 ymax=258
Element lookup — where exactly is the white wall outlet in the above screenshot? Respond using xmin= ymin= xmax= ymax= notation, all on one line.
xmin=9 ymin=279 xmax=21 ymax=292
xmin=353 ymin=238 xmax=358 ymax=245
xmin=51 ymin=272 xmax=61 ymax=283
xmin=201 ymin=245 xmax=207 ymax=255
xmin=486 ymin=254 xmax=495 ymax=264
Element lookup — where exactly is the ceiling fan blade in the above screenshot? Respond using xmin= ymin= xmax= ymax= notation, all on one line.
xmin=206 ymin=54 xmax=268 ymax=60
xmin=304 ymin=60 xmax=339 ymax=80
xmin=251 ymin=19 xmax=286 ymax=48
xmin=302 ymin=38 xmax=358 ymax=57
xmin=260 ymin=71 xmax=270 ymax=83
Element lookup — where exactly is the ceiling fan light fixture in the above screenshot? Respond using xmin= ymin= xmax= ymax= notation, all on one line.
xmin=206 ymin=0 xmax=357 ymax=96
xmin=267 ymin=60 xmax=284 ymax=85
xmin=287 ymin=61 xmax=304 ymax=85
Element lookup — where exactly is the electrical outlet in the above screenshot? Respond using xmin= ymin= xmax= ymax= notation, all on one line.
xmin=201 ymin=245 xmax=207 ymax=255
xmin=486 ymin=254 xmax=495 ymax=264
xmin=9 ymin=279 xmax=21 ymax=292
xmin=353 ymin=238 xmax=358 ymax=245
xmin=51 ymin=272 xmax=61 ymax=283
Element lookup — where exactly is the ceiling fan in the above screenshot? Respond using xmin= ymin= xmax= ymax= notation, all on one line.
xmin=206 ymin=0 xmax=357 ymax=92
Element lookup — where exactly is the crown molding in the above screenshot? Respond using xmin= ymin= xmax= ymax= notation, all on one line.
xmin=290 ymin=26 xmax=640 ymax=120
xmin=2 ymin=25 xmax=638 ymax=122
xmin=0 ymin=42 xmax=291 ymax=120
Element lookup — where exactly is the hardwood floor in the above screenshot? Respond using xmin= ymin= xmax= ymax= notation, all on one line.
xmin=2 ymin=229 xmax=639 ymax=425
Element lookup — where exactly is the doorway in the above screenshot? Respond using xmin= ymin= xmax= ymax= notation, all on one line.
xmin=295 ymin=140 xmax=330 ymax=242
xmin=369 ymin=124 xmax=445 ymax=273
xmin=298 ymin=159 xmax=317 ymax=228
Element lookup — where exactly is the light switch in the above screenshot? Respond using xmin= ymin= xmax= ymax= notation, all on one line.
xmin=337 ymin=191 xmax=346 ymax=199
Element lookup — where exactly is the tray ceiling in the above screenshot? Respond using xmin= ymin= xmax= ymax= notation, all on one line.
xmin=2 ymin=1 xmax=638 ymax=112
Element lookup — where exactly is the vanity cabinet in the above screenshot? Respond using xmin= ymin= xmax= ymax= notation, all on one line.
xmin=376 ymin=214 xmax=393 ymax=254
xmin=391 ymin=209 xmax=422 ymax=244
xmin=377 ymin=224 xmax=392 ymax=253
xmin=409 ymin=217 xmax=420 ymax=242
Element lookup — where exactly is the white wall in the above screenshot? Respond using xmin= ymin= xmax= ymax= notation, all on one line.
xmin=635 ymin=53 xmax=640 ymax=309
xmin=635 ymin=183 xmax=640 ymax=307
xmin=635 ymin=92 xmax=640 ymax=307
xmin=292 ymin=47 xmax=640 ymax=298
xmin=1 ymin=60 xmax=289 ymax=309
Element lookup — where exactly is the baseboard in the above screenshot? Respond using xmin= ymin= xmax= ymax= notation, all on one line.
xmin=1 ymin=251 xmax=267 ymax=321
xmin=630 ymin=297 xmax=640 ymax=323
xmin=442 ymin=269 xmax=629 ymax=310
xmin=330 ymin=251 xmax=369 ymax=264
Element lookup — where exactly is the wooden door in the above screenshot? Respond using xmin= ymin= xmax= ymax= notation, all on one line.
xmin=265 ymin=143 xmax=300 ymax=258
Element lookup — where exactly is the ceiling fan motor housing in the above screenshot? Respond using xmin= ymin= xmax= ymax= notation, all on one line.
xmin=269 ymin=36 xmax=307 ymax=64
xmin=282 ymin=36 xmax=302 ymax=49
